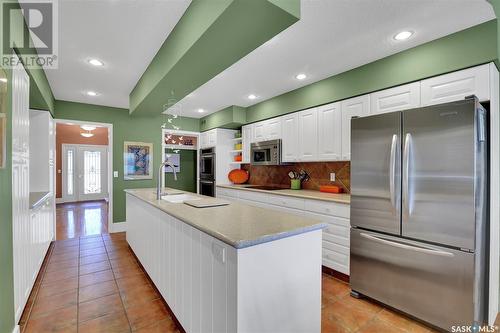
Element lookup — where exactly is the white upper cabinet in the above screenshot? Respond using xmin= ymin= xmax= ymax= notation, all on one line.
xmin=263 ymin=118 xmax=281 ymax=140
xmin=371 ymin=82 xmax=421 ymax=115
xmin=253 ymin=122 xmax=266 ymax=142
xmin=208 ymin=129 xmax=217 ymax=147
xmin=281 ymin=113 xmax=299 ymax=162
xmin=317 ymin=102 xmax=342 ymax=161
xmin=298 ymin=108 xmax=318 ymax=161
xmin=200 ymin=129 xmax=217 ymax=149
xmin=341 ymin=95 xmax=370 ymax=160
xmin=242 ymin=124 xmax=253 ymax=163
xmin=420 ymin=64 xmax=490 ymax=106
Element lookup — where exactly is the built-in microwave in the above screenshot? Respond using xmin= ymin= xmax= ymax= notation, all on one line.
xmin=250 ymin=139 xmax=282 ymax=165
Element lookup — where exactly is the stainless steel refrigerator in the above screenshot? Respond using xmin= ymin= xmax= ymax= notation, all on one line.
xmin=350 ymin=97 xmax=489 ymax=331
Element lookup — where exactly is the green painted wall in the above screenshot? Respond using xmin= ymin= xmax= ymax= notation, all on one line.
xmin=130 ymin=0 xmax=300 ymax=116
xmin=164 ymin=149 xmax=197 ymax=193
xmin=54 ymin=100 xmax=200 ymax=223
xmin=0 ymin=66 xmax=15 ymax=333
xmin=245 ymin=19 xmax=498 ymax=123
xmin=200 ymin=105 xmax=246 ymax=131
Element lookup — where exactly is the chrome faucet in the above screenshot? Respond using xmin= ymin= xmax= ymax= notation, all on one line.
xmin=157 ymin=161 xmax=178 ymax=199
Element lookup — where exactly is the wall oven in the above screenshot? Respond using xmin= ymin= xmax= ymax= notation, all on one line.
xmin=199 ymin=147 xmax=215 ymax=197
xmin=251 ymin=139 xmax=282 ymax=165
xmin=200 ymin=147 xmax=215 ymax=180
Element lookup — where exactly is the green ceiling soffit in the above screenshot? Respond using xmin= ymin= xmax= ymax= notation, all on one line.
xmin=129 ymin=0 xmax=300 ymax=116
xmin=245 ymin=19 xmax=498 ymax=123
xmin=6 ymin=1 xmax=55 ymax=114
xmin=200 ymin=105 xmax=245 ymax=131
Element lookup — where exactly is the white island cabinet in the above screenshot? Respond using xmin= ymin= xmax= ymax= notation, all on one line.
xmin=126 ymin=189 xmax=323 ymax=333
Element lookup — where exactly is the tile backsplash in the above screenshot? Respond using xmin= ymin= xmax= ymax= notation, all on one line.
xmin=241 ymin=161 xmax=350 ymax=193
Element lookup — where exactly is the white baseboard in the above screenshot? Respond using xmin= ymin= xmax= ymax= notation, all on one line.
xmin=12 ymin=324 xmax=20 ymax=333
xmin=110 ymin=221 xmax=127 ymax=233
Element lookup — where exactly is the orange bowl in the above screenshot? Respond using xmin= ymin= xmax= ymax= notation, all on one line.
xmin=234 ymin=155 xmax=242 ymax=162
xmin=228 ymin=169 xmax=249 ymax=184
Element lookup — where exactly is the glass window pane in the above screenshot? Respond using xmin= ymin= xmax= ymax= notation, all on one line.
xmin=84 ymin=151 xmax=101 ymax=194
xmin=67 ymin=150 xmax=73 ymax=195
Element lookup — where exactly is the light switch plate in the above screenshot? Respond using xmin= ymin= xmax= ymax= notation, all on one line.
xmin=330 ymin=173 xmax=336 ymax=182
xmin=114 ymin=171 xmax=119 ymax=178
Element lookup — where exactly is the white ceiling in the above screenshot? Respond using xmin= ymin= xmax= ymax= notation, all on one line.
xmin=44 ymin=0 xmax=191 ymax=108
xmin=166 ymin=0 xmax=495 ymax=118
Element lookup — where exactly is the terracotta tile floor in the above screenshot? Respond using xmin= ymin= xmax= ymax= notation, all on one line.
xmin=56 ymin=201 xmax=109 ymax=240
xmin=20 ymin=233 xmax=179 ymax=333
xmin=20 ymin=232 xmax=442 ymax=333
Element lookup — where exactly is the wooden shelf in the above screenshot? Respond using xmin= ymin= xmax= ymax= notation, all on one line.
xmin=164 ymin=144 xmax=197 ymax=151
xmin=232 ymin=137 xmax=242 ymax=141
xmin=230 ymin=150 xmax=242 ymax=153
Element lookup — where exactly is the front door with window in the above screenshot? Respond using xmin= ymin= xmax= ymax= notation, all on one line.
xmin=63 ymin=144 xmax=108 ymax=202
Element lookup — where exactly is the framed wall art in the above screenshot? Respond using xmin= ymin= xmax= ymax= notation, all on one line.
xmin=124 ymin=141 xmax=153 ymax=180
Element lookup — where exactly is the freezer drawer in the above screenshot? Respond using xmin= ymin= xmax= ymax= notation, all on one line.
xmin=350 ymin=228 xmax=475 ymax=331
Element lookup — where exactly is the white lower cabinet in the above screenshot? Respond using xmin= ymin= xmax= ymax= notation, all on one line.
xmin=216 ymin=188 xmax=351 ymax=275
xmin=127 ymin=193 xmax=322 ymax=332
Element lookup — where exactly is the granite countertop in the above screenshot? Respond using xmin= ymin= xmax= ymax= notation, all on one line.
xmin=29 ymin=191 xmax=51 ymax=210
xmin=125 ymin=188 xmax=326 ymax=249
xmin=216 ymin=184 xmax=351 ymax=204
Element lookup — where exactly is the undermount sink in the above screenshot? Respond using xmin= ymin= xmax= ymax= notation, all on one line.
xmin=161 ymin=194 xmax=200 ymax=203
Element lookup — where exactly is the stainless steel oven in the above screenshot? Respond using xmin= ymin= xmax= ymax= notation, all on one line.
xmin=200 ymin=147 xmax=215 ymax=180
xmin=199 ymin=180 xmax=215 ymax=197
xmin=250 ymin=139 xmax=282 ymax=165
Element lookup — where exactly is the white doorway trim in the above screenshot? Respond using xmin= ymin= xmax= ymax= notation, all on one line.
xmin=161 ymin=129 xmax=200 ymax=193
xmin=55 ymin=119 xmax=114 ymax=235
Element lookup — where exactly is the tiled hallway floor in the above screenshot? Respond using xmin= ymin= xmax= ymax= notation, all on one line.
xmin=21 ymin=232 xmax=439 ymax=333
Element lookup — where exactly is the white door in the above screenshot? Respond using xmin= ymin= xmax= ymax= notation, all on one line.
xmin=242 ymin=125 xmax=253 ymax=163
xmin=420 ymin=64 xmax=490 ymax=106
xmin=253 ymin=121 xmax=265 ymax=142
xmin=281 ymin=113 xmax=299 ymax=162
xmin=298 ymin=108 xmax=318 ymax=161
xmin=370 ymin=82 xmax=421 ymax=115
xmin=63 ymin=144 xmax=108 ymax=202
xmin=317 ymin=102 xmax=342 ymax=161
xmin=341 ymin=95 xmax=370 ymax=160
xmin=264 ymin=118 xmax=281 ymax=140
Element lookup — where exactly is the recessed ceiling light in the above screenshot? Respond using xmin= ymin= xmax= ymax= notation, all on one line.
xmin=0 ymin=78 xmax=7 ymax=83
xmin=81 ymin=125 xmax=96 ymax=131
xmin=86 ymin=91 xmax=98 ymax=96
xmin=197 ymin=108 xmax=205 ymax=113
xmin=295 ymin=73 xmax=307 ymax=80
xmin=80 ymin=132 xmax=94 ymax=138
xmin=248 ymin=94 xmax=257 ymax=100
xmin=88 ymin=58 xmax=104 ymax=66
xmin=394 ymin=31 xmax=413 ymax=41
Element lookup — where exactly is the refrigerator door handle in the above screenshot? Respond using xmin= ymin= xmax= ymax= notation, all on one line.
xmin=403 ymin=133 xmax=412 ymax=216
xmin=389 ymin=134 xmax=398 ymax=209
xmin=360 ymin=233 xmax=454 ymax=257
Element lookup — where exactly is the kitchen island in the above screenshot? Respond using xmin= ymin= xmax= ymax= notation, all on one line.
xmin=125 ymin=188 xmax=325 ymax=333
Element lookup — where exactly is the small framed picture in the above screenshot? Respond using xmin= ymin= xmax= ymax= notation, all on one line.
xmin=124 ymin=142 xmax=153 ymax=180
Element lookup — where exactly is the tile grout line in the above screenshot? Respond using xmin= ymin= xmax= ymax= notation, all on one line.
xmin=103 ymin=234 xmax=134 ymax=332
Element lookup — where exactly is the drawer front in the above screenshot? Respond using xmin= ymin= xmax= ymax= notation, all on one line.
xmin=238 ymin=190 xmax=269 ymax=203
xmin=216 ymin=188 xmax=239 ymax=198
xmin=322 ymin=246 xmax=349 ymax=274
xmin=267 ymin=194 xmax=305 ymax=210
xmin=305 ymin=199 xmax=349 ymax=218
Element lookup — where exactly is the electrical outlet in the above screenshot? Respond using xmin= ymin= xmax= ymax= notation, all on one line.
xmin=114 ymin=171 xmax=119 ymax=178
xmin=330 ymin=173 xmax=336 ymax=182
